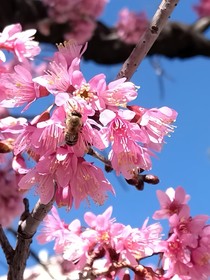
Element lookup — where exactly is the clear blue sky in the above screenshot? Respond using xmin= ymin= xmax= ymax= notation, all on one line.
xmin=1 ymin=0 xmax=210 ymax=275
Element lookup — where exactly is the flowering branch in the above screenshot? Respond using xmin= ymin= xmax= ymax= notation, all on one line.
xmin=35 ymin=187 xmax=210 ymax=279
xmin=83 ymin=258 xmax=158 ymax=280
xmin=117 ymin=0 xmax=180 ymax=80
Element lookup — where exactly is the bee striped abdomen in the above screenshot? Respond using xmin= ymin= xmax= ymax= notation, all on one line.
xmin=64 ymin=110 xmax=82 ymax=146
xmin=65 ymin=131 xmax=79 ymax=146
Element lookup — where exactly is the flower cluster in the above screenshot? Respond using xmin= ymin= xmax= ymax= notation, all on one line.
xmin=40 ymin=0 xmax=108 ymax=43
xmin=115 ymin=8 xmax=148 ymax=44
xmin=153 ymin=187 xmax=210 ymax=279
xmin=193 ymin=0 xmax=210 ymax=17
xmin=37 ymin=204 xmax=163 ymax=279
xmin=0 ymin=23 xmax=177 ymax=209
xmin=37 ymin=186 xmax=210 ymax=279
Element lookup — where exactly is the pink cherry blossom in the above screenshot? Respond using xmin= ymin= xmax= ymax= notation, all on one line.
xmin=55 ymin=40 xmax=87 ymax=68
xmin=56 ymin=96 xmax=108 ymax=154
xmin=33 ymin=54 xmax=81 ymax=96
xmin=37 ymin=205 xmax=73 ymax=253
xmin=100 ymin=109 xmax=152 ymax=179
xmin=18 ymin=150 xmax=114 ymax=208
xmin=70 ymin=158 xmax=114 ymax=208
xmin=169 ymin=209 xmax=209 ymax=248
xmin=0 ymin=154 xmax=24 ymax=227
xmin=100 ymin=77 xmax=138 ymax=107
xmin=55 ymin=185 xmax=73 ymax=210
xmin=35 ymin=51 xmax=138 ymax=111
xmin=14 ymin=106 xmax=64 ymax=156
xmin=0 ymin=23 xmax=40 ymax=62
xmin=64 ymin=20 xmax=96 ymax=44
xmin=200 ymin=225 xmax=210 ymax=250
xmin=161 ymin=233 xmax=193 ymax=278
xmin=154 ymin=187 xmax=210 ymax=279
xmin=41 ymin=0 xmax=108 ymax=43
xmin=193 ymin=0 xmax=210 ymax=17
xmin=41 ymin=0 xmax=81 ymax=23
xmin=36 ymin=199 xmax=210 ymax=279
xmin=18 ymin=151 xmax=77 ymax=204
xmin=33 ymin=60 xmax=72 ymax=95
xmin=84 ymin=206 xmax=115 ymax=230
xmin=161 ymin=231 xmax=210 ymax=279
xmin=0 ymin=64 xmax=48 ymax=109
xmin=153 ymin=186 xmax=190 ymax=220
xmin=0 ymin=116 xmax=27 ymax=141
xmin=115 ymin=219 xmax=163 ymax=265
xmin=128 ymin=105 xmax=178 ymax=152
xmin=70 ymin=71 xmax=106 ymax=111
xmin=116 ymin=8 xmax=148 ymax=44
xmin=191 ymin=246 xmax=210 ymax=279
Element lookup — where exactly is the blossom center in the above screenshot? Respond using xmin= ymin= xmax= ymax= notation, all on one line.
xmin=75 ymin=83 xmax=94 ymax=101
xmin=168 ymin=239 xmax=181 ymax=254
xmin=198 ymin=253 xmax=210 ymax=266
xmin=99 ymin=231 xmax=110 ymax=243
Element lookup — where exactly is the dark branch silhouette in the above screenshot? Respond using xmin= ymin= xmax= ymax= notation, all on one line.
xmin=0 ymin=0 xmax=210 ymax=65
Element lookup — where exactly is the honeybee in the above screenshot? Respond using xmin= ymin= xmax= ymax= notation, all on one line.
xmin=64 ymin=110 xmax=83 ymax=146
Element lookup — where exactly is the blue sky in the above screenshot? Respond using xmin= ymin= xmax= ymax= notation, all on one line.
xmin=1 ymin=0 xmax=210 ymax=276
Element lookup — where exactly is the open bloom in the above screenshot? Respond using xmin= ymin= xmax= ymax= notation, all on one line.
xmin=70 ymin=158 xmax=114 ymax=208
xmin=100 ymin=109 xmax=152 ymax=179
xmin=0 ymin=64 xmax=48 ymax=109
xmin=153 ymin=186 xmax=190 ymax=220
xmin=100 ymin=77 xmax=138 ymax=107
xmin=128 ymin=105 xmax=178 ymax=152
xmin=161 ymin=231 xmax=210 ymax=280
xmin=0 ymin=23 xmax=40 ymax=62
xmin=115 ymin=219 xmax=163 ymax=265
xmin=37 ymin=206 xmax=79 ymax=254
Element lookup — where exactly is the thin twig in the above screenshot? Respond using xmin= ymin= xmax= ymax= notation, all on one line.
xmin=117 ymin=0 xmax=180 ymax=80
xmin=87 ymin=147 xmax=112 ymax=169
xmin=192 ymin=16 xmax=210 ymax=32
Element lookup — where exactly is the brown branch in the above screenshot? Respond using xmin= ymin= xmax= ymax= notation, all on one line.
xmin=87 ymin=147 xmax=112 ymax=168
xmin=6 ymin=197 xmax=54 ymax=280
xmin=91 ymin=260 xmax=159 ymax=279
xmin=0 ymin=225 xmax=14 ymax=265
xmin=76 ymin=20 xmax=210 ymax=64
xmin=191 ymin=16 xmax=210 ymax=33
xmin=7 ymin=227 xmax=56 ymax=280
xmin=117 ymin=0 xmax=180 ymax=80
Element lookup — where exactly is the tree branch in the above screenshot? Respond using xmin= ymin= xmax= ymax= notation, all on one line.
xmin=117 ymin=0 xmax=180 ymax=80
xmin=6 ymin=197 xmax=54 ymax=280
xmin=0 ymin=225 xmax=14 ymax=265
